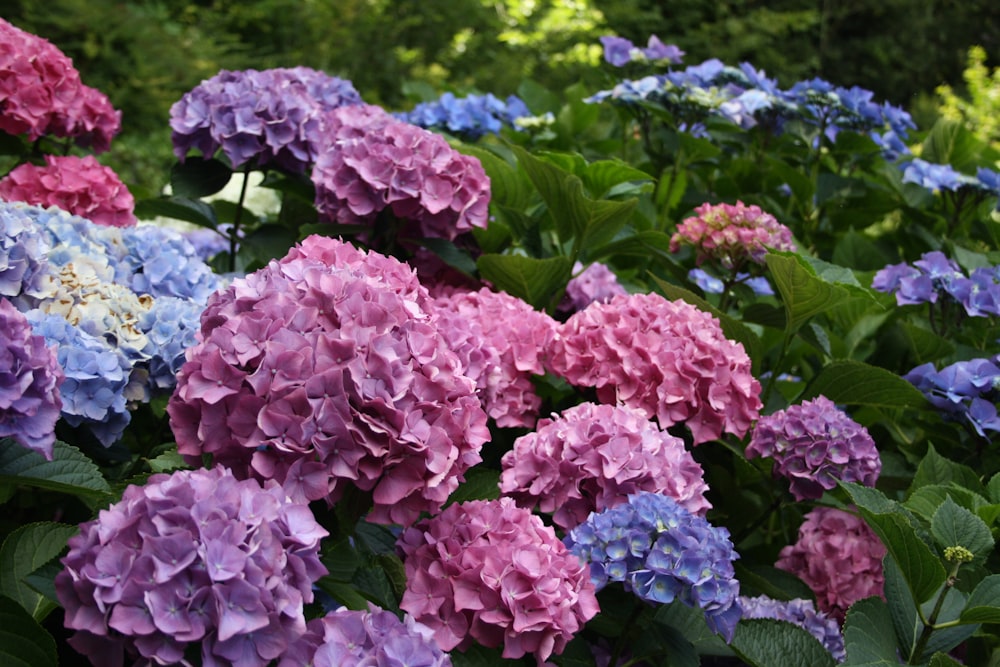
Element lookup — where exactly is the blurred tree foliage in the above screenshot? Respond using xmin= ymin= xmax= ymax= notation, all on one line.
xmin=937 ymin=46 xmax=1000 ymax=151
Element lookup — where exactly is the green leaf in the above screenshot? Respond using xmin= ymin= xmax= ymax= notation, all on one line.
xmin=843 ymin=597 xmax=900 ymax=664
xmin=731 ymin=618 xmax=837 ymax=667
xmin=733 ymin=563 xmax=816 ymax=601
xmin=476 ymin=254 xmax=573 ymax=310
xmin=904 ymin=484 xmax=989 ymax=523
xmin=931 ymin=497 xmax=994 ymax=561
xmin=0 ymin=439 xmax=112 ymax=505
xmin=353 ymin=563 xmax=397 ymax=610
xmin=315 ymin=577 xmax=369 ymax=611
xmin=841 ymin=483 xmax=948 ymax=604
xmin=0 ymin=523 xmax=77 ymax=621
xmin=353 ymin=521 xmax=398 ymax=557
xmin=960 ymin=575 xmax=1000 ymax=623
xmin=912 ymin=445 xmax=987 ymax=496
xmin=581 ymin=159 xmax=652 ymax=199
xmin=801 ymin=360 xmax=930 ymax=409
xmin=588 ymin=230 xmax=673 ymax=261
xmin=928 ymin=653 xmax=966 ymax=667
xmin=321 ymin=537 xmax=361 ymax=582
xmin=169 ymin=157 xmax=233 ymax=198
xmin=0 ymin=596 xmax=57 ymax=667
xmin=765 ymin=252 xmax=870 ymax=333
xmin=416 ymin=237 xmax=478 ymax=276
xmin=238 ymin=223 xmax=298 ymax=269
xmin=920 ymin=118 xmax=988 ymax=173
xmin=450 ymin=642 xmax=521 ymax=667
xmin=133 ymin=195 xmax=218 ymax=228
xmin=989 ymin=473 xmax=1000 ymax=504
xmin=145 ymin=449 xmax=189 ymax=474
xmin=653 ymin=599 xmax=731 ymax=656
xmin=900 ymin=322 xmax=956 ymax=365
xmin=447 ymin=466 xmax=500 ymax=505
xmin=454 ymin=143 xmax=532 ymax=210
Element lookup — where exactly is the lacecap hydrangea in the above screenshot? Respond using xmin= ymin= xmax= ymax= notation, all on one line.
xmin=872 ymin=250 xmax=1000 ymax=319
xmin=56 ymin=466 xmax=328 ymax=667
xmin=739 ymin=595 xmax=845 ymax=662
xmin=905 ymin=357 xmax=1000 ymax=437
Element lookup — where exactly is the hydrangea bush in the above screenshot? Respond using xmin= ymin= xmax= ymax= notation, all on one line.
xmin=3 ymin=21 xmax=1000 ymax=667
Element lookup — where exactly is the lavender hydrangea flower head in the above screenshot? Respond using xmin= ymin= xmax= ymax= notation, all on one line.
xmin=776 ymin=507 xmax=885 ymax=622
xmin=746 ymin=396 xmax=881 ymax=501
xmin=0 ymin=201 xmax=53 ymax=301
xmin=547 ymin=292 xmax=762 ymax=444
xmin=500 ymin=402 xmax=710 ymax=530
xmin=432 ymin=286 xmax=556 ymax=428
xmin=562 ymin=261 xmax=628 ymax=312
xmin=0 ymin=298 xmax=63 ymax=459
xmin=599 ymin=35 xmax=684 ymax=67
xmin=311 ymin=104 xmax=491 ymax=241
xmin=566 ymin=492 xmax=742 ymax=642
xmin=905 ymin=358 xmax=1000 ymax=437
xmin=278 ymin=604 xmax=451 ymax=667
xmin=397 ymin=497 xmax=599 ymax=662
xmin=739 ymin=595 xmax=845 ymax=662
xmin=871 ymin=250 xmax=1000 ymax=320
xmin=669 ymin=201 xmax=795 ymax=270
xmin=396 ymin=91 xmax=531 ymax=141
xmin=170 ymin=66 xmax=362 ymax=172
xmin=168 ymin=236 xmax=490 ymax=526
xmin=56 ymin=466 xmax=328 ymax=667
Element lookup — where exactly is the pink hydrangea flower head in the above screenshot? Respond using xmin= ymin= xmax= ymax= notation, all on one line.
xmin=167 ymin=236 xmax=490 ymax=526
xmin=0 ymin=297 xmax=63 ymax=459
xmin=433 ymin=286 xmax=556 ymax=428
xmin=278 ymin=604 xmax=452 ymax=667
xmin=562 ymin=261 xmax=628 ymax=313
xmin=0 ymin=19 xmax=121 ymax=151
xmin=775 ymin=507 xmax=886 ymax=622
xmin=311 ymin=104 xmax=491 ymax=240
xmin=547 ymin=292 xmax=762 ymax=444
xmin=56 ymin=466 xmax=328 ymax=667
xmin=0 ymin=155 xmax=136 ymax=227
xmin=499 ymin=402 xmax=710 ymax=529
xmin=747 ymin=395 xmax=881 ymax=501
xmin=669 ymin=201 xmax=795 ymax=270
xmin=397 ymin=497 xmax=599 ymax=663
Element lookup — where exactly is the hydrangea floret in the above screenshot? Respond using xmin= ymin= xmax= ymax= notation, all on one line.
xmin=397 ymin=497 xmax=599 ymax=663
xmin=739 ymin=595 xmax=845 ymax=662
xmin=311 ymin=104 xmax=491 ymax=240
xmin=547 ymin=292 xmax=762 ymax=444
xmin=168 ymin=236 xmax=490 ymax=526
xmin=170 ymin=66 xmax=362 ymax=172
xmin=0 ymin=155 xmax=136 ymax=227
xmin=746 ymin=395 xmax=881 ymax=501
xmin=905 ymin=358 xmax=1000 ymax=437
xmin=432 ymin=286 xmax=556 ymax=428
xmin=0 ymin=297 xmax=63 ymax=459
xmin=56 ymin=466 xmax=329 ymax=667
xmin=599 ymin=35 xmax=684 ymax=67
xmin=565 ymin=492 xmax=742 ymax=641
xmin=278 ymin=604 xmax=451 ymax=667
xmin=562 ymin=261 xmax=628 ymax=312
xmin=396 ymin=91 xmax=531 ymax=141
xmin=669 ymin=201 xmax=795 ymax=270
xmin=0 ymin=18 xmax=121 ymax=151
xmin=688 ymin=267 xmax=774 ymax=296
xmin=0 ymin=201 xmax=53 ymax=301
xmin=499 ymin=402 xmax=710 ymax=530
xmin=775 ymin=507 xmax=886 ymax=622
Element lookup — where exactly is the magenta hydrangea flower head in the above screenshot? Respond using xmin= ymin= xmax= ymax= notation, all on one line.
xmin=278 ymin=604 xmax=452 ymax=667
xmin=168 ymin=236 xmax=490 ymax=526
xmin=0 ymin=297 xmax=63 ymax=459
xmin=56 ymin=466 xmax=328 ymax=667
xmin=499 ymin=402 xmax=710 ymax=530
xmin=432 ymin=286 xmax=556 ymax=428
xmin=739 ymin=595 xmax=845 ymax=662
xmin=547 ymin=292 xmax=762 ymax=444
xmin=562 ymin=261 xmax=628 ymax=313
xmin=169 ymin=66 xmax=362 ymax=172
xmin=397 ymin=497 xmax=599 ymax=663
xmin=565 ymin=492 xmax=742 ymax=642
xmin=669 ymin=201 xmax=795 ymax=270
xmin=746 ymin=396 xmax=881 ymax=501
xmin=0 ymin=155 xmax=136 ymax=227
xmin=311 ymin=104 xmax=491 ymax=240
xmin=0 ymin=18 xmax=121 ymax=152
xmin=775 ymin=507 xmax=886 ymax=622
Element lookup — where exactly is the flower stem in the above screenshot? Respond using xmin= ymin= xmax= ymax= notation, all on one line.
xmin=908 ymin=561 xmax=962 ymax=664
xmin=229 ymin=166 xmax=252 ymax=272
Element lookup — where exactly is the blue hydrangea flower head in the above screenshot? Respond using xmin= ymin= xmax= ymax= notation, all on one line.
xmin=396 ymin=92 xmax=532 ymax=141
xmin=905 ymin=358 xmax=1000 ymax=437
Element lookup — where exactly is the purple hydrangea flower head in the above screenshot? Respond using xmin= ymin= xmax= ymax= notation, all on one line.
xmin=642 ymin=35 xmax=684 ymax=63
xmin=747 ymin=396 xmax=881 ymax=501
xmin=905 ymin=358 xmax=1000 ymax=437
xmin=170 ymin=67 xmax=362 ymax=172
xmin=0 ymin=298 xmax=63 ymax=458
xmin=563 ymin=261 xmax=628 ymax=312
xmin=278 ymin=604 xmax=451 ymax=667
xmin=670 ymin=201 xmax=795 ymax=270
xmin=739 ymin=595 xmax=845 ymax=662
xmin=776 ymin=507 xmax=885 ymax=623
xmin=432 ymin=286 xmax=557 ymax=428
xmin=168 ymin=236 xmax=490 ymax=526
xmin=311 ymin=104 xmax=491 ymax=241
xmin=0 ymin=201 xmax=53 ymax=301
xmin=871 ymin=250 xmax=1000 ymax=318
xmin=566 ymin=492 xmax=741 ymax=642
xmin=397 ymin=497 xmax=599 ymax=662
xmin=600 ymin=36 xmax=636 ymax=67
xmin=500 ymin=402 xmax=710 ymax=530
xmin=397 ymin=92 xmax=532 ymax=141
xmin=547 ymin=292 xmax=762 ymax=444
xmin=56 ymin=466 xmax=328 ymax=667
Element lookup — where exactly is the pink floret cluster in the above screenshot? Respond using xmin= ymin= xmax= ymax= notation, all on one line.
xmin=0 ymin=155 xmax=136 ymax=227
xmin=0 ymin=18 xmax=121 ymax=152
xmin=747 ymin=395 xmax=881 ymax=501
xmin=398 ymin=498 xmax=600 ymax=664
xmin=167 ymin=236 xmax=489 ymax=527
xmin=311 ymin=104 xmax=491 ymax=240
xmin=669 ymin=201 xmax=795 ymax=269
xmin=775 ymin=507 xmax=886 ymax=623
xmin=547 ymin=292 xmax=762 ymax=444
xmin=499 ymin=402 xmax=710 ymax=530
xmin=433 ymin=286 xmax=556 ymax=428
xmin=56 ymin=466 xmax=328 ymax=667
